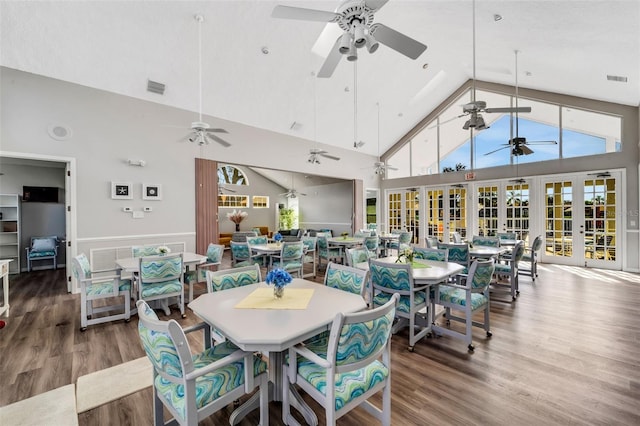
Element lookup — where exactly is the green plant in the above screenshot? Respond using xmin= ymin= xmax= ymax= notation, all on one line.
xmin=279 ymin=208 xmax=296 ymax=230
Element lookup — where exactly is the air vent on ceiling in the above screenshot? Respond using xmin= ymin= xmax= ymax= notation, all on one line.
xmin=147 ymin=79 xmax=166 ymax=94
xmin=606 ymin=75 xmax=628 ymax=83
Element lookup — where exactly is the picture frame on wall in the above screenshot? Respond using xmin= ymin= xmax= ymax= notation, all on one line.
xmin=142 ymin=183 xmax=162 ymax=200
xmin=111 ymin=182 xmax=133 ymax=200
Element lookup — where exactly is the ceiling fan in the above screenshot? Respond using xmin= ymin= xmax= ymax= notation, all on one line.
xmin=181 ymin=15 xmax=231 ymax=148
xmin=272 ymin=0 xmax=427 ymax=78
xmin=280 ymin=174 xmax=307 ymax=198
xmin=433 ymin=0 xmax=531 ymax=131
xmin=308 ymin=148 xmax=340 ymax=164
xmin=218 ymin=184 xmax=236 ymax=195
xmin=484 ymin=51 xmax=557 ymax=157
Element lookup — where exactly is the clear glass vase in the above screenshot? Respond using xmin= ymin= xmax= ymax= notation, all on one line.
xmin=273 ymin=286 xmax=284 ymax=299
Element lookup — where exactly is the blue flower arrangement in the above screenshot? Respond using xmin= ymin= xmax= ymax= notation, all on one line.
xmin=266 ymin=268 xmax=292 ymax=289
xmin=273 ymin=232 xmax=283 ymax=242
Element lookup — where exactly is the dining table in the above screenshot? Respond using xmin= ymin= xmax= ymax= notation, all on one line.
xmin=377 ymin=233 xmax=400 ymax=257
xmin=469 ymin=245 xmax=509 ymax=259
xmin=326 ymin=236 xmax=364 ymax=248
xmin=249 ymin=242 xmax=282 ymax=270
xmin=188 ymin=278 xmax=367 ymax=426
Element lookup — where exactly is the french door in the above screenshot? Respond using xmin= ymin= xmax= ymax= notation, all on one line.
xmin=476 ymin=182 xmax=531 ymax=244
xmin=425 ymin=185 xmax=468 ymax=243
xmin=387 ymin=189 xmax=420 ymax=243
xmin=542 ymin=173 xmax=621 ymax=269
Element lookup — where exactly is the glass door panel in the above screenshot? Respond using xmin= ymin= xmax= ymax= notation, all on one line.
xmin=426 ymin=189 xmax=444 ymax=241
xmin=584 ymin=177 xmax=618 ymax=266
xmin=388 ymin=192 xmax=402 ymax=232
xmin=405 ymin=189 xmax=420 ymax=244
xmin=478 ymin=185 xmax=499 ymax=237
xmin=448 ymin=186 xmax=467 ymax=241
xmin=505 ymin=183 xmax=530 ymax=244
xmin=545 ymin=181 xmax=574 ymax=260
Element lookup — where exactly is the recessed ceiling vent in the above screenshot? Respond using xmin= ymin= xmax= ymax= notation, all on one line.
xmin=147 ymin=79 xmax=166 ymax=94
xmin=606 ymin=75 xmax=628 ymax=83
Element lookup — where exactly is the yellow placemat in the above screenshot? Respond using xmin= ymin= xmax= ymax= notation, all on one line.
xmin=235 ymin=288 xmax=315 ymax=310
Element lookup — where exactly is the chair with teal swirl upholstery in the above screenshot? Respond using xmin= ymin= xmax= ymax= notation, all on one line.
xmin=369 ymin=259 xmax=430 ymax=351
xmin=270 ymin=240 xmax=305 ymax=278
xmin=206 ymin=264 xmax=261 ymax=293
xmin=345 ymin=247 xmax=371 ymax=268
xmin=471 ymin=235 xmax=501 ymax=247
xmin=492 ymin=240 xmax=525 ymax=301
xmin=72 ymin=253 xmax=131 ymax=331
xmin=521 ymin=235 xmax=542 ymax=282
xmin=425 ymin=236 xmax=440 ymax=248
xmin=413 ymin=247 xmax=448 ymax=262
xmin=302 ymin=236 xmax=318 ymax=278
xmin=317 ymin=235 xmax=344 ymax=270
xmin=184 ymin=243 xmax=225 ymax=303
xmin=136 ymin=300 xmax=269 ymax=426
xmin=283 ymin=294 xmax=398 ymax=426
xmin=324 ymin=262 xmax=368 ymax=298
xmin=132 ymin=245 xmax=162 ymax=257
xmin=437 ymin=242 xmax=469 ymax=274
xmin=138 ymin=253 xmax=185 ymax=318
xmin=364 ymin=236 xmax=379 ymax=258
xmin=230 ymin=241 xmax=261 ymax=268
xmin=433 ymin=259 xmax=495 ymax=352
xmin=388 ymin=231 xmax=413 ymax=255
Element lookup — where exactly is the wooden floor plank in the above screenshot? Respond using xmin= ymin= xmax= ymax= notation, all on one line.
xmin=1 ymin=255 xmax=640 ymax=425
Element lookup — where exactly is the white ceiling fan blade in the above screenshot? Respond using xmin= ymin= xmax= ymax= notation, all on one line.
xmin=386 ymin=165 xmax=399 ymax=171
xmin=526 ymin=140 xmax=558 ymax=145
xmin=369 ymin=23 xmax=427 ymax=60
xmin=272 ymin=5 xmax=339 ymax=22
xmin=320 ymin=153 xmax=340 ymax=161
xmin=317 ymin=35 xmax=343 ymax=78
xmin=204 ymin=128 xmax=229 ymax=134
xmin=365 ymin=0 xmax=389 ymax=11
xmin=485 ymin=106 xmax=532 ymax=114
xmin=427 ymin=113 xmax=467 ymax=129
xmin=205 ymin=133 xmax=231 ymax=148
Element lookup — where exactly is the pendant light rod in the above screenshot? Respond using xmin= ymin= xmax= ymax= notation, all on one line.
xmin=471 ymin=0 xmax=476 ymax=103
xmin=353 ymin=61 xmax=358 ymax=147
xmin=195 ymin=14 xmax=204 ymax=122
xmin=514 ymin=49 xmax=520 ymax=138
xmin=376 ymin=101 xmax=380 ymax=160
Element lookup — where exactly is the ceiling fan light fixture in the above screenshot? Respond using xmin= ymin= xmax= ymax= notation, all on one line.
xmin=353 ymin=24 xmax=366 ymax=48
xmin=364 ymin=34 xmax=379 ymax=53
xmin=339 ymin=32 xmax=352 ymax=54
xmin=475 ymin=114 xmax=487 ymax=130
xmin=346 ymin=43 xmax=358 ymax=61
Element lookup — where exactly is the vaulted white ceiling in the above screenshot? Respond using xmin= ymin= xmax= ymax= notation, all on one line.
xmin=2 ymin=1 xmax=638 ymax=158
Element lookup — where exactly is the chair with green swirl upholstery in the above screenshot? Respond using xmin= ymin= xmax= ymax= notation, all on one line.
xmin=138 ymin=253 xmax=185 ymax=318
xmin=136 ymin=300 xmax=269 ymax=426
xmin=437 ymin=242 xmax=469 ymax=274
xmin=283 ymin=294 xmax=398 ymax=426
xmin=184 ymin=243 xmax=224 ymax=303
xmin=72 ymin=253 xmax=131 ymax=331
xmin=432 ymin=258 xmax=495 ymax=352
xmin=230 ymin=241 xmax=262 ymax=268
xmin=206 ymin=264 xmax=261 ymax=293
xmin=413 ymin=247 xmax=448 ymax=262
xmin=471 ymin=235 xmax=501 ymax=247
xmin=369 ymin=259 xmax=430 ymax=351
xmin=301 ymin=236 xmax=318 ymax=279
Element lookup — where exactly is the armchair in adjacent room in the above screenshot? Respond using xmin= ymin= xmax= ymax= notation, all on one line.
xmin=26 ymin=235 xmax=59 ymax=272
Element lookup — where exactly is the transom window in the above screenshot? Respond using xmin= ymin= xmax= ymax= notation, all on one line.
xmin=218 ymin=195 xmax=249 ymax=208
xmin=252 ymin=196 xmax=269 ymax=208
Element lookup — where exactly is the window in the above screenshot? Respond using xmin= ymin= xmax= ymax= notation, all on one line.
xmin=252 ymin=196 xmax=269 ymax=208
xmin=218 ymin=195 xmax=249 ymax=208
xmin=218 ymin=164 xmax=248 ymax=185
xmin=561 ymin=107 xmax=621 ymax=158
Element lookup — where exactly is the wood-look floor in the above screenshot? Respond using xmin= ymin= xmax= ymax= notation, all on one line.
xmin=1 ymin=254 xmax=640 ymax=425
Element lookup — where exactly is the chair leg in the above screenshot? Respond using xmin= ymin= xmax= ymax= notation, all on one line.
xmin=382 ymin=377 xmax=392 ymax=426
xmin=281 ymin=367 xmax=291 ymax=424
xmin=152 ymin=388 xmax=164 ymax=426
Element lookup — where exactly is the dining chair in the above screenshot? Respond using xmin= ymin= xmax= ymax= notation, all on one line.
xmin=136 ymin=300 xmax=269 ymax=426
xmin=230 ymin=241 xmax=261 ymax=268
xmin=492 ymin=240 xmax=525 ymax=300
xmin=388 ymin=231 xmax=412 ymax=255
xmin=270 ymin=240 xmax=305 ymax=277
xmin=72 ymin=253 xmax=131 ymax=331
xmin=354 ymin=230 xmax=371 ymax=238
xmin=437 ymin=242 xmax=470 ymax=274
xmin=26 ymin=235 xmax=59 ymax=272
xmin=132 ymin=245 xmax=162 ymax=257
xmin=432 ymin=259 xmax=495 ymax=352
xmin=413 ymin=247 xmax=448 ymax=262
xmin=185 ymin=243 xmax=224 ymax=302
xmin=497 ymin=232 xmax=517 ymax=241
xmin=324 ymin=261 xmax=368 ymax=298
xmin=138 ymin=253 xmax=185 ymax=317
xmin=425 ymin=236 xmax=439 ymax=248
xmin=451 ymin=232 xmax=463 ymax=243
xmin=521 ymin=235 xmax=543 ymax=281
xmin=247 ymin=235 xmax=269 ymax=266
xmin=317 ymin=235 xmax=344 ymax=269
xmin=364 ymin=236 xmax=379 ymax=258
xmin=283 ymin=294 xmax=398 ymax=426
xmin=302 ymin=236 xmax=318 ymax=278
xmin=471 ymin=235 xmax=501 ymax=247
xmin=345 ymin=247 xmax=371 ymax=267
xmin=369 ymin=258 xmax=430 ymax=351
xmin=206 ymin=264 xmax=261 ymax=293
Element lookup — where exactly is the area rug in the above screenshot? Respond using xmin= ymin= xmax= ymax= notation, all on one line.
xmin=0 ymin=384 xmax=78 ymax=426
xmin=76 ymin=357 xmax=152 ymax=413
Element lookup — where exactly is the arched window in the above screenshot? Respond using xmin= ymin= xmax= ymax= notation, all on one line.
xmin=218 ymin=164 xmax=249 ymax=186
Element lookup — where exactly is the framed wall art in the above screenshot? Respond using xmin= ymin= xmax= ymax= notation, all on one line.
xmin=142 ymin=183 xmax=163 ymax=200
xmin=111 ymin=182 xmax=133 ymax=200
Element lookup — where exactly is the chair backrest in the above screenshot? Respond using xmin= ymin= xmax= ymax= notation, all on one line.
xmin=367 ymin=223 xmax=377 ymax=231
xmin=324 ymin=262 xmax=368 ymax=297
xmin=326 ymin=293 xmax=398 ymax=372
xmin=345 ymin=247 xmax=370 ymax=267
xmin=29 ymin=236 xmax=58 ymax=253
xmin=246 ymin=235 xmax=268 ymax=245
xmin=317 ymin=235 xmax=329 ymax=251
xmin=369 ymin=259 xmax=413 ymax=292
xmin=472 ymin=235 xmax=500 ymax=247
xmin=497 ymin=232 xmax=517 ymax=241
xmin=364 ymin=236 xmax=378 ymax=251
xmin=302 ymin=236 xmax=317 ymax=253
xmin=466 ymin=259 xmax=495 ymax=291
xmin=512 ymin=241 xmax=526 ymax=263
xmin=280 ymin=241 xmax=304 ymax=261
xmin=138 ymin=253 xmax=183 ymax=284
xmin=451 ymin=232 xmax=463 ymax=243
xmin=398 ymin=231 xmax=413 ymax=244
xmin=205 ymin=243 xmax=224 ymax=263
xmin=207 ymin=264 xmax=261 ymax=292
xmin=437 ymin=242 xmax=469 ymax=266
xmin=531 ymin=235 xmax=543 ymax=252
xmin=72 ymin=253 xmax=92 ymax=280
xmin=425 ymin=236 xmax=439 ymax=248
xmin=413 ymin=247 xmax=448 ymax=262
xmin=230 ymin=241 xmax=251 ymax=262
xmin=231 ymin=231 xmax=258 ymax=242
xmin=132 ymin=245 xmax=161 ymax=257
xmin=136 ymin=300 xmax=191 ymax=380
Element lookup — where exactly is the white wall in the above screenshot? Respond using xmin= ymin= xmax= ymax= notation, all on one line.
xmin=299 ymin=181 xmax=353 ymax=236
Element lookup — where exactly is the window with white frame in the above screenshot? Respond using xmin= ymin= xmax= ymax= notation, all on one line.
xmin=252 ymin=196 xmax=269 ymax=208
